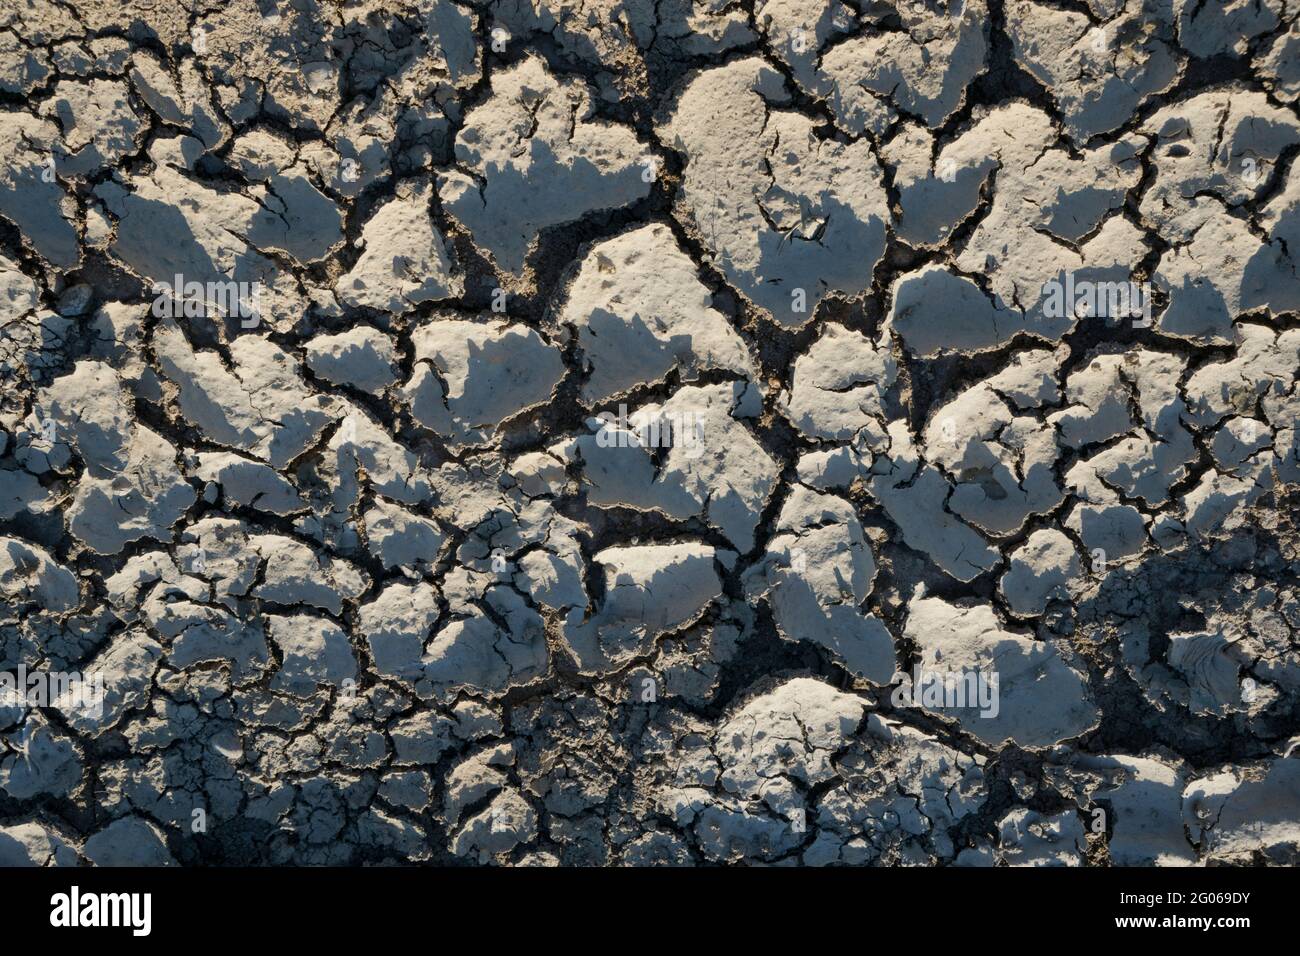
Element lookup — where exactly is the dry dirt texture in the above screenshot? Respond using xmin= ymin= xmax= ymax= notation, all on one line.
xmin=0 ymin=0 xmax=1298 ymax=867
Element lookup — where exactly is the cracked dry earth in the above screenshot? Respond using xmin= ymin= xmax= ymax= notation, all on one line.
xmin=0 ymin=0 xmax=1298 ymax=870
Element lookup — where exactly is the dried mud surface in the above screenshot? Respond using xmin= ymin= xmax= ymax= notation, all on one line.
xmin=0 ymin=0 xmax=1298 ymax=866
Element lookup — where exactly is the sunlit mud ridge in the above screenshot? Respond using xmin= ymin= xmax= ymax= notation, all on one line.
xmin=0 ymin=0 xmax=1298 ymax=867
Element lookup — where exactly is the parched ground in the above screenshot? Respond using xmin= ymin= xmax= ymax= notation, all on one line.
xmin=0 ymin=0 xmax=1298 ymax=867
